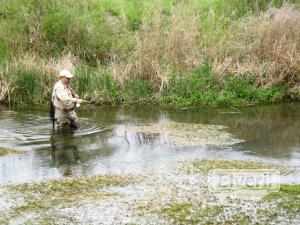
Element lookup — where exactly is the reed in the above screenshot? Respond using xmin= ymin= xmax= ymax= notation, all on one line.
xmin=0 ymin=0 xmax=298 ymax=106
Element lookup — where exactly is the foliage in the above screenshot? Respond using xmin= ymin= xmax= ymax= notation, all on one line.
xmin=0 ymin=0 xmax=298 ymax=106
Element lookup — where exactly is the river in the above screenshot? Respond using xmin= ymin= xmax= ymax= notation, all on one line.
xmin=0 ymin=103 xmax=300 ymax=185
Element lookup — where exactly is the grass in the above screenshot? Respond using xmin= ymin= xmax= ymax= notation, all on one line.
xmin=0 ymin=38 xmax=4 ymax=62
xmin=263 ymin=184 xmax=300 ymax=215
xmin=0 ymin=0 xmax=299 ymax=106
xmin=0 ymin=58 xmax=289 ymax=106
xmin=160 ymin=202 xmax=224 ymax=225
xmin=183 ymin=159 xmax=284 ymax=174
xmin=158 ymin=162 xmax=299 ymax=224
xmin=3 ymin=174 xmax=135 ymax=222
xmin=160 ymin=201 xmax=257 ymax=225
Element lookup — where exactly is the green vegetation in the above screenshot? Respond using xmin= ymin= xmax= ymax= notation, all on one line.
xmin=263 ymin=184 xmax=300 ymax=217
xmin=0 ymin=147 xmax=25 ymax=156
xmin=0 ymin=38 xmax=4 ymax=62
xmin=158 ymin=181 xmax=299 ymax=224
xmin=0 ymin=0 xmax=299 ymax=106
xmin=184 ymin=159 xmax=283 ymax=174
xmin=2 ymin=175 xmax=134 ymax=222
xmin=160 ymin=203 xmax=224 ymax=225
xmin=125 ymin=123 xmax=243 ymax=146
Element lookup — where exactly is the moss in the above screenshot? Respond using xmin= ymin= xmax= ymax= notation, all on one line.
xmin=0 ymin=147 xmax=25 ymax=156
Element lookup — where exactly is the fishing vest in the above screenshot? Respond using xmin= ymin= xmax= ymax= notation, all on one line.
xmin=52 ymin=81 xmax=76 ymax=110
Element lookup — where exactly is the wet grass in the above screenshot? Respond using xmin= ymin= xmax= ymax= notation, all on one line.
xmin=0 ymin=147 xmax=25 ymax=157
xmin=160 ymin=202 xmax=224 ymax=225
xmin=3 ymin=174 xmax=135 ymax=223
xmin=261 ymin=184 xmax=300 ymax=220
xmin=184 ymin=159 xmax=284 ymax=174
xmin=1 ymin=158 xmax=298 ymax=224
xmin=158 ymin=165 xmax=299 ymax=224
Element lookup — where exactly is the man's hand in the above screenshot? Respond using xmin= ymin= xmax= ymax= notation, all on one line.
xmin=76 ymin=99 xmax=83 ymax=104
xmin=75 ymin=94 xmax=79 ymax=99
xmin=76 ymin=99 xmax=89 ymax=104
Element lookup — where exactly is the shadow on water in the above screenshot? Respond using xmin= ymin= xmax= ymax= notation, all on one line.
xmin=0 ymin=103 xmax=300 ymax=184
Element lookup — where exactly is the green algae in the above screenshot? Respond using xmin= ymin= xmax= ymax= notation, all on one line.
xmin=125 ymin=123 xmax=243 ymax=147
xmin=3 ymin=175 xmax=135 ymax=222
xmin=0 ymin=147 xmax=25 ymax=156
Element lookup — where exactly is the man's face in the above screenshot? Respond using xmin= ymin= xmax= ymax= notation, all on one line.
xmin=61 ymin=76 xmax=71 ymax=85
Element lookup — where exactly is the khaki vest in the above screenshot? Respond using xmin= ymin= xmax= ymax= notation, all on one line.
xmin=52 ymin=82 xmax=76 ymax=110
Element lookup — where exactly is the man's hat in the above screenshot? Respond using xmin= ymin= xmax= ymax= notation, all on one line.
xmin=58 ymin=69 xmax=74 ymax=78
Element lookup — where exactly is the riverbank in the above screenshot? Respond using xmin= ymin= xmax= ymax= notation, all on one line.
xmin=1 ymin=159 xmax=299 ymax=224
xmin=0 ymin=59 xmax=291 ymax=107
xmin=0 ymin=1 xmax=299 ymax=107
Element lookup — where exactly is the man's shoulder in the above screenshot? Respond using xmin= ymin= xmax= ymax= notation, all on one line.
xmin=54 ymin=81 xmax=65 ymax=89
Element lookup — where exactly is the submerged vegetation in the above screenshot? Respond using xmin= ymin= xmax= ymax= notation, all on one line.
xmin=184 ymin=159 xmax=284 ymax=174
xmin=1 ymin=158 xmax=298 ymax=224
xmin=0 ymin=0 xmax=299 ymax=106
xmin=124 ymin=123 xmax=243 ymax=147
xmin=158 ymin=160 xmax=299 ymax=224
xmin=262 ymin=184 xmax=300 ymax=218
xmin=1 ymin=175 xmax=134 ymax=223
xmin=0 ymin=147 xmax=25 ymax=156
xmin=159 ymin=184 xmax=300 ymax=225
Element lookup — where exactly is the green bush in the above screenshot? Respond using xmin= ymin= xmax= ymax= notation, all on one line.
xmin=0 ymin=38 xmax=4 ymax=62
xmin=74 ymin=67 xmax=120 ymax=104
xmin=0 ymin=0 xmax=296 ymax=107
xmin=161 ymin=61 xmax=220 ymax=105
xmin=122 ymin=78 xmax=155 ymax=104
xmin=9 ymin=69 xmax=45 ymax=105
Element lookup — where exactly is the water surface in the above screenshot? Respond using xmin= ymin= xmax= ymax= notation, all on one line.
xmin=0 ymin=103 xmax=299 ymax=184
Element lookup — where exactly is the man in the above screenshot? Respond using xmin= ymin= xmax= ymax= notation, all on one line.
xmin=52 ymin=69 xmax=84 ymax=129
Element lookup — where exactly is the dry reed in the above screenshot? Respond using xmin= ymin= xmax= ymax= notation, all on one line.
xmin=211 ymin=4 xmax=300 ymax=88
xmin=110 ymin=4 xmax=203 ymax=90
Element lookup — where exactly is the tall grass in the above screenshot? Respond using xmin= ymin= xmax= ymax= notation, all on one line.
xmin=211 ymin=5 xmax=300 ymax=84
xmin=0 ymin=0 xmax=298 ymax=106
xmin=110 ymin=3 xmax=202 ymax=90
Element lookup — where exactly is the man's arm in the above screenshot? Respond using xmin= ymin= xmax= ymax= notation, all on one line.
xmin=55 ymin=87 xmax=78 ymax=103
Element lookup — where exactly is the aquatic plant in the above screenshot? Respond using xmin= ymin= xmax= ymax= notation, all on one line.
xmin=123 ymin=123 xmax=243 ymax=147
xmin=2 ymin=174 xmax=135 ymax=223
xmin=0 ymin=147 xmax=25 ymax=156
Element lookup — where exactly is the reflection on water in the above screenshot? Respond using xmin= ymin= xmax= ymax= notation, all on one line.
xmin=0 ymin=103 xmax=300 ymax=184
xmin=50 ymin=129 xmax=80 ymax=177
